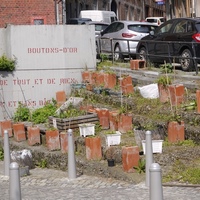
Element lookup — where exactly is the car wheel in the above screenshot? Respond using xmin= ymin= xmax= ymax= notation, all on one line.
xmin=114 ymin=45 xmax=123 ymax=61
xmin=180 ymin=49 xmax=194 ymax=71
xmin=138 ymin=47 xmax=147 ymax=61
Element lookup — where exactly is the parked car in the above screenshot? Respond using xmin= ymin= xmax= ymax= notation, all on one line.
xmin=67 ymin=18 xmax=92 ymax=24
xmin=88 ymin=21 xmax=109 ymax=37
xmin=145 ymin=17 xmax=166 ymax=26
xmin=136 ymin=17 xmax=200 ymax=71
xmin=97 ymin=21 xmax=158 ymax=61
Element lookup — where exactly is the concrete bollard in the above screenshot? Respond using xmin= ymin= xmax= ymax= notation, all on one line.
xmin=149 ymin=163 xmax=163 ymax=200
xmin=4 ymin=130 xmax=10 ymax=176
xmin=9 ymin=162 xmax=21 ymax=200
xmin=145 ymin=130 xmax=153 ymax=187
xmin=67 ymin=129 xmax=77 ymax=179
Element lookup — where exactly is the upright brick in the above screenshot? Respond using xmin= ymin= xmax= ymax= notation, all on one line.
xmin=27 ymin=126 xmax=41 ymax=146
xmin=96 ymin=108 xmax=110 ymax=129
xmin=46 ymin=129 xmax=60 ymax=151
xmin=1 ymin=120 xmax=13 ymax=137
xmin=122 ymin=146 xmax=140 ymax=172
xmin=13 ymin=123 xmax=26 ymax=142
xmin=56 ymin=91 xmax=66 ymax=107
xmin=196 ymin=90 xmax=200 ymax=113
xmin=60 ymin=132 xmax=68 ymax=153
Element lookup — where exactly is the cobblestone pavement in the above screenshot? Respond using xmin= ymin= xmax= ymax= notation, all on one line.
xmin=0 ymin=162 xmax=200 ymax=200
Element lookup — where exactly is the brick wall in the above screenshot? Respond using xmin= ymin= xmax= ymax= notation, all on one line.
xmin=0 ymin=0 xmax=61 ymax=27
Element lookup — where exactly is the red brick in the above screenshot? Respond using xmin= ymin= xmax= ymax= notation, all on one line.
xmin=27 ymin=126 xmax=41 ymax=146
xmin=118 ymin=114 xmax=133 ymax=133
xmin=130 ymin=60 xmax=146 ymax=70
xmin=168 ymin=84 xmax=185 ymax=106
xmin=46 ymin=130 xmax=60 ymax=151
xmin=56 ymin=91 xmax=66 ymax=106
xmin=196 ymin=90 xmax=200 ymax=113
xmin=85 ymin=137 xmax=102 ymax=160
xmin=1 ymin=120 xmax=12 ymax=137
xmin=13 ymin=123 xmax=26 ymax=142
xmin=109 ymin=111 xmax=119 ymax=131
xmin=96 ymin=108 xmax=110 ymax=129
xmin=122 ymin=146 xmax=140 ymax=172
xmin=60 ymin=132 xmax=68 ymax=153
xmin=167 ymin=121 xmax=185 ymax=143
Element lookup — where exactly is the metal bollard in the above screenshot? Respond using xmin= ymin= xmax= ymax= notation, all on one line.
xmin=67 ymin=129 xmax=77 ymax=179
xmin=4 ymin=130 xmax=10 ymax=176
xmin=145 ymin=130 xmax=153 ymax=187
xmin=149 ymin=163 xmax=163 ymax=200
xmin=9 ymin=162 xmax=21 ymax=200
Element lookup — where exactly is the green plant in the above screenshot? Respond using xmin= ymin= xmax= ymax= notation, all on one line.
xmin=161 ymin=63 xmax=173 ymax=73
xmin=38 ymin=159 xmax=47 ymax=168
xmin=13 ymin=102 xmax=30 ymax=122
xmin=0 ymin=54 xmax=16 ymax=71
xmin=133 ymin=158 xmax=145 ymax=174
xmin=156 ymin=75 xmax=172 ymax=87
xmin=0 ymin=147 xmax=4 ymax=161
xmin=95 ymin=123 xmax=102 ymax=134
xmin=31 ymin=100 xmax=57 ymax=124
xmin=100 ymin=54 xmax=109 ymax=62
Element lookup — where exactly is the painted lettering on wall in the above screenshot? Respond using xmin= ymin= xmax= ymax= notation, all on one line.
xmin=11 ymin=78 xmax=78 ymax=86
xmin=28 ymin=47 xmax=78 ymax=54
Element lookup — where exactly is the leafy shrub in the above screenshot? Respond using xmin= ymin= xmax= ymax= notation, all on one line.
xmin=31 ymin=101 xmax=57 ymax=124
xmin=0 ymin=54 xmax=16 ymax=71
xmin=13 ymin=102 xmax=30 ymax=122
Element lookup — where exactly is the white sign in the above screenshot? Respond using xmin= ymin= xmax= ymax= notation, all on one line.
xmin=0 ymin=25 xmax=96 ymax=120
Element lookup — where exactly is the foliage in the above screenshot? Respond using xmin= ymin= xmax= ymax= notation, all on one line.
xmin=163 ymin=159 xmax=200 ymax=184
xmin=0 ymin=54 xmax=16 ymax=71
xmin=133 ymin=158 xmax=146 ymax=174
xmin=95 ymin=123 xmax=102 ymax=134
xmin=0 ymin=147 xmax=4 ymax=161
xmin=105 ymin=146 xmax=116 ymax=160
xmin=161 ymin=63 xmax=173 ymax=73
xmin=58 ymin=103 xmax=87 ymax=118
xmin=163 ymin=139 xmax=196 ymax=147
xmin=156 ymin=75 xmax=172 ymax=87
xmin=38 ymin=159 xmax=47 ymax=168
xmin=13 ymin=102 xmax=30 ymax=122
xmin=31 ymin=100 xmax=57 ymax=124
xmin=100 ymin=54 xmax=109 ymax=62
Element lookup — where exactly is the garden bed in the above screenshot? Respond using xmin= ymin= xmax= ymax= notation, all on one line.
xmin=48 ymin=112 xmax=99 ymax=131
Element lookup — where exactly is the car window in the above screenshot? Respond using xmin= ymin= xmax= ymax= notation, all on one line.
xmin=115 ymin=22 xmax=124 ymax=31
xmin=146 ymin=19 xmax=157 ymax=23
xmin=103 ymin=23 xmax=118 ymax=34
xmin=128 ymin=24 xmax=155 ymax=33
xmin=174 ymin=20 xmax=187 ymax=33
xmin=95 ymin=24 xmax=108 ymax=31
xmin=156 ymin=21 xmax=173 ymax=34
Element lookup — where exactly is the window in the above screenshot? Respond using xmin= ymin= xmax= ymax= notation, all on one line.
xmin=31 ymin=16 xmax=47 ymax=25
xmin=174 ymin=21 xmax=187 ymax=33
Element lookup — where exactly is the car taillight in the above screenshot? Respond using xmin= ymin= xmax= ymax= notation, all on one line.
xmin=192 ymin=33 xmax=200 ymax=42
xmin=122 ymin=33 xmax=136 ymax=38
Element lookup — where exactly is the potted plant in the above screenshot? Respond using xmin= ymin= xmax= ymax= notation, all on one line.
xmin=105 ymin=146 xmax=116 ymax=167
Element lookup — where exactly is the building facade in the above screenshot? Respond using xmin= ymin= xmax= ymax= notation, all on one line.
xmin=66 ymin=0 xmax=165 ymax=21
xmin=0 ymin=0 xmax=165 ymax=28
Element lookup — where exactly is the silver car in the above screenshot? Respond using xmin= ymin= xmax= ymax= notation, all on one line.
xmin=98 ymin=20 xmax=158 ymax=61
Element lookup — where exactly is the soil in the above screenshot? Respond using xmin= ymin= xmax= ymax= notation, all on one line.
xmin=1 ymin=67 xmax=200 ymax=185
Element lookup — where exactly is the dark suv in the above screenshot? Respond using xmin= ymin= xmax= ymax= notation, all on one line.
xmin=136 ymin=17 xmax=200 ymax=71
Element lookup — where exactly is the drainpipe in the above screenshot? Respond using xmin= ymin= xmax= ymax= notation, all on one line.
xmin=55 ymin=1 xmax=59 ymax=24
xmin=62 ymin=0 xmax=66 ymax=24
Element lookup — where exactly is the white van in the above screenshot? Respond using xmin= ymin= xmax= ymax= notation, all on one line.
xmin=79 ymin=10 xmax=117 ymax=24
xmin=145 ymin=17 xmax=166 ymax=26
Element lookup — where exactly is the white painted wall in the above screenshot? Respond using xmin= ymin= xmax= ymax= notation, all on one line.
xmin=0 ymin=25 xmax=96 ymax=120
